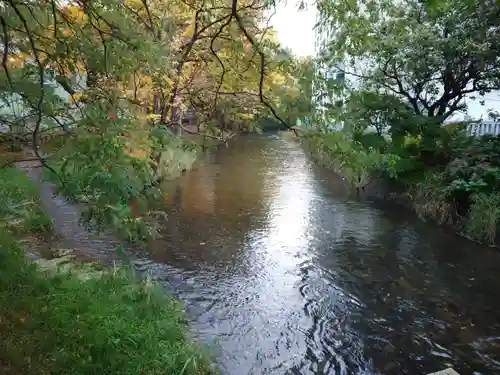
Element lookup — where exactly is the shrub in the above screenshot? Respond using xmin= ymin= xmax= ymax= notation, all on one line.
xmin=302 ymin=131 xmax=376 ymax=188
xmin=439 ymin=135 xmax=500 ymax=214
xmin=46 ymin=133 xmax=156 ymax=244
xmin=150 ymin=126 xmax=199 ymax=180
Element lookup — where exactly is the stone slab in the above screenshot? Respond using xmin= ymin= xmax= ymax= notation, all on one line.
xmin=427 ymin=368 xmax=460 ymax=375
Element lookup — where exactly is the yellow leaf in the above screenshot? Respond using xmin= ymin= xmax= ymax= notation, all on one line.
xmin=68 ymin=93 xmax=84 ymax=103
xmin=62 ymin=28 xmax=75 ymax=37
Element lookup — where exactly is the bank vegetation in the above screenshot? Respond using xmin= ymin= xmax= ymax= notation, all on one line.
xmin=302 ymin=0 xmax=500 ymax=246
xmin=0 ymin=0 xmax=312 ymax=372
xmin=0 ymin=167 xmax=212 ymax=375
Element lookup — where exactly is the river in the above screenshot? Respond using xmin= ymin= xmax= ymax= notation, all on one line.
xmin=142 ymin=135 xmax=500 ymax=375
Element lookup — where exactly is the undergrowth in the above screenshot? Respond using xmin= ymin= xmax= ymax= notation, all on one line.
xmin=0 ymin=230 xmax=211 ymax=375
xmin=0 ymin=168 xmax=51 ymax=234
xmin=45 ymin=122 xmax=199 ymax=244
xmin=465 ymin=191 xmax=500 ymax=246
xmin=151 ymin=126 xmax=199 ymax=180
xmin=408 ymin=170 xmax=457 ymax=226
xmin=0 ymin=155 xmax=211 ymax=375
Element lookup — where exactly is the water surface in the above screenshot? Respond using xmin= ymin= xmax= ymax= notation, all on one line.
xmin=145 ymin=135 xmax=500 ymax=375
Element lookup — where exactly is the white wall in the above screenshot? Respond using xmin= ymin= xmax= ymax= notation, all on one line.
xmin=0 ymin=71 xmax=87 ymax=132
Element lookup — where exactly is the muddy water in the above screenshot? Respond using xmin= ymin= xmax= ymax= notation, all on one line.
xmin=138 ymin=135 xmax=500 ymax=375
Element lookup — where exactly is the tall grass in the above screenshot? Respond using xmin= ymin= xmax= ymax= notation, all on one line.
xmin=0 ymin=168 xmax=51 ymax=234
xmin=158 ymin=146 xmax=198 ymax=180
xmin=465 ymin=191 xmax=500 ymax=246
xmin=408 ymin=172 xmax=500 ymax=246
xmin=0 ymin=232 xmax=212 ymax=375
xmin=150 ymin=126 xmax=199 ymax=180
xmin=407 ymin=170 xmax=456 ymax=225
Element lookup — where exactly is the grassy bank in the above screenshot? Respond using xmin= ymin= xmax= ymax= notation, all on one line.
xmin=0 ymin=167 xmax=211 ymax=375
xmin=298 ymin=130 xmax=395 ymax=190
xmin=299 ymin=129 xmax=500 ymax=247
xmin=0 ymin=233 xmax=210 ymax=375
xmin=152 ymin=128 xmax=199 ymax=180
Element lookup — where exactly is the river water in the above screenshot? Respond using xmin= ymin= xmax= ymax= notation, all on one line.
xmin=143 ymin=135 xmax=500 ymax=375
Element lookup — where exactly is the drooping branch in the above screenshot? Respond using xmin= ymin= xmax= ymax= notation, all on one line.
xmin=162 ymin=8 xmax=202 ymax=121
xmin=162 ymin=10 xmax=233 ymax=122
xmin=50 ymin=0 xmax=58 ymax=39
xmin=5 ymin=0 xmax=62 ymax=184
xmin=141 ymin=0 xmax=156 ymax=36
xmin=209 ymin=11 xmax=234 ymax=113
xmin=240 ymin=3 xmax=275 ymax=75
xmin=231 ymin=0 xmax=293 ymax=132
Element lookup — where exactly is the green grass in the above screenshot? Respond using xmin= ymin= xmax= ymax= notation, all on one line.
xmin=0 ymin=231 xmax=212 ymax=375
xmin=0 ymin=168 xmax=51 ymax=234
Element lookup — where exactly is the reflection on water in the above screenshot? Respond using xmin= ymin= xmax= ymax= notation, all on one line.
xmin=145 ymin=135 xmax=500 ymax=375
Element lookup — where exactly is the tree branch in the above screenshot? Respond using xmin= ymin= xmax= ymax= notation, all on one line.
xmin=6 ymin=0 xmax=63 ymax=184
xmin=0 ymin=16 xmax=13 ymax=88
xmin=231 ymin=0 xmax=293 ymax=132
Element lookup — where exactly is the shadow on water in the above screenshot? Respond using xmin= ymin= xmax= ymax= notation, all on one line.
xmin=143 ymin=135 xmax=500 ymax=375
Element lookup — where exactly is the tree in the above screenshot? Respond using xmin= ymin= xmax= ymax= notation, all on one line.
xmin=276 ymin=55 xmax=314 ymax=125
xmin=0 ymin=0 xmax=301 ymax=241
xmin=316 ymin=0 xmax=500 ymax=123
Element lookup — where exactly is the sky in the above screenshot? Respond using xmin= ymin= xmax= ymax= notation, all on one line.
xmin=267 ymin=2 xmax=500 ymax=121
xmin=269 ymin=1 xmax=316 ymax=57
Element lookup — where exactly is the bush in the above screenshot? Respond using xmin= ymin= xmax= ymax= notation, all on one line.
xmin=0 ymin=235 xmax=212 ymax=375
xmin=150 ymin=126 xmax=199 ymax=180
xmin=438 ymin=134 xmax=500 ymax=214
xmin=302 ymin=131 xmax=384 ymax=188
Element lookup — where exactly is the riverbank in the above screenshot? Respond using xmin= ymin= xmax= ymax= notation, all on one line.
xmin=0 ymin=167 xmax=211 ymax=375
xmin=286 ymin=129 xmax=500 ymax=248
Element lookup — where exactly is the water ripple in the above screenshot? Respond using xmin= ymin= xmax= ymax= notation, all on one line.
xmin=145 ymin=136 xmax=500 ymax=375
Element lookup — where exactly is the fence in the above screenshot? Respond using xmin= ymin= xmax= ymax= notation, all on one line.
xmin=466 ymin=120 xmax=500 ymax=137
